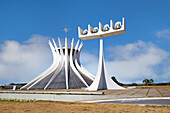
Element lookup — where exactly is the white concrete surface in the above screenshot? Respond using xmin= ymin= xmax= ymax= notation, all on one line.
xmin=0 ymin=91 xmax=103 ymax=95
xmin=0 ymin=93 xmax=117 ymax=102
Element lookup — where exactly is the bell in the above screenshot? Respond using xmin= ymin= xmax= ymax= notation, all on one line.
xmin=83 ymin=29 xmax=88 ymax=35
xmin=93 ymin=27 xmax=98 ymax=33
xmin=115 ymin=23 xmax=121 ymax=29
xmin=103 ymin=24 xmax=109 ymax=31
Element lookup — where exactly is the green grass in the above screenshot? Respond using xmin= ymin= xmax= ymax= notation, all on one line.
xmin=0 ymin=98 xmax=37 ymax=103
xmin=83 ymin=109 xmax=89 ymax=111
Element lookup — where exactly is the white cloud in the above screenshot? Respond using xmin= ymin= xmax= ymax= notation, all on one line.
xmin=105 ymin=40 xmax=170 ymax=83
xmin=156 ymin=29 xmax=170 ymax=40
xmin=161 ymin=66 xmax=170 ymax=80
xmin=77 ymin=40 xmax=170 ymax=83
xmin=0 ymin=35 xmax=52 ymax=84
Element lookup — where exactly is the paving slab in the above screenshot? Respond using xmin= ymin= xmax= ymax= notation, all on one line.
xmin=158 ymin=88 xmax=170 ymax=96
xmin=134 ymin=89 xmax=148 ymax=97
xmin=119 ymin=89 xmax=141 ymax=96
xmin=147 ymin=89 xmax=161 ymax=97
xmin=164 ymin=88 xmax=170 ymax=92
xmin=104 ymin=90 xmax=127 ymax=95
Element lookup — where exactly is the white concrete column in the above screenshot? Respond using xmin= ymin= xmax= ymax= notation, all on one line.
xmin=88 ymin=38 xmax=125 ymax=91
xmin=65 ymin=38 xmax=69 ymax=89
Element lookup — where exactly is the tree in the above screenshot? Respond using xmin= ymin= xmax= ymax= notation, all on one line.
xmin=143 ymin=79 xmax=150 ymax=86
xmin=132 ymin=83 xmax=137 ymax=86
xmin=143 ymin=78 xmax=154 ymax=86
xmin=9 ymin=83 xmax=15 ymax=85
xmin=149 ymin=79 xmax=154 ymax=84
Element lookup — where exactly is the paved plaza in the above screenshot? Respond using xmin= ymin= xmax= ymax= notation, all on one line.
xmin=103 ymin=87 xmax=170 ymax=97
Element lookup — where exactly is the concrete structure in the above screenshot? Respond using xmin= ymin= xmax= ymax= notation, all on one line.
xmin=78 ymin=18 xmax=125 ymax=40
xmin=21 ymin=38 xmax=95 ymax=90
xmin=78 ymin=18 xmax=126 ymax=91
xmin=21 ymin=18 xmax=126 ymax=91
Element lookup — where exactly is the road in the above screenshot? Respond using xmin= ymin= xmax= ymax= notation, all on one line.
xmin=93 ymin=98 xmax=170 ymax=105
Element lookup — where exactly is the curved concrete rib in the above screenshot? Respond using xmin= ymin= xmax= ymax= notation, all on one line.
xmin=77 ymin=42 xmax=83 ymax=64
xmin=52 ymin=38 xmax=60 ymax=70
xmin=70 ymin=39 xmax=89 ymax=87
xmin=75 ymin=40 xmax=80 ymax=51
xmin=22 ymin=38 xmax=97 ymax=90
xmin=74 ymin=42 xmax=95 ymax=81
xmin=77 ymin=42 xmax=95 ymax=79
xmin=44 ymin=37 xmax=65 ymax=89
xmin=25 ymin=40 xmax=59 ymax=90
xmin=52 ymin=38 xmax=60 ymax=61
xmin=73 ymin=40 xmax=80 ymax=62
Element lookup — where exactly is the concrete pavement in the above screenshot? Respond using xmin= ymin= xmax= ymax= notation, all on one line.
xmin=84 ymin=97 xmax=170 ymax=106
xmin=0 ymin=87 xmax=170 ymax=105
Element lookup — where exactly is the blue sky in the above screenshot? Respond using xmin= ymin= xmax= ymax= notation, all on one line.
xmin=0 ymin=0 xmax=170 ymax=84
